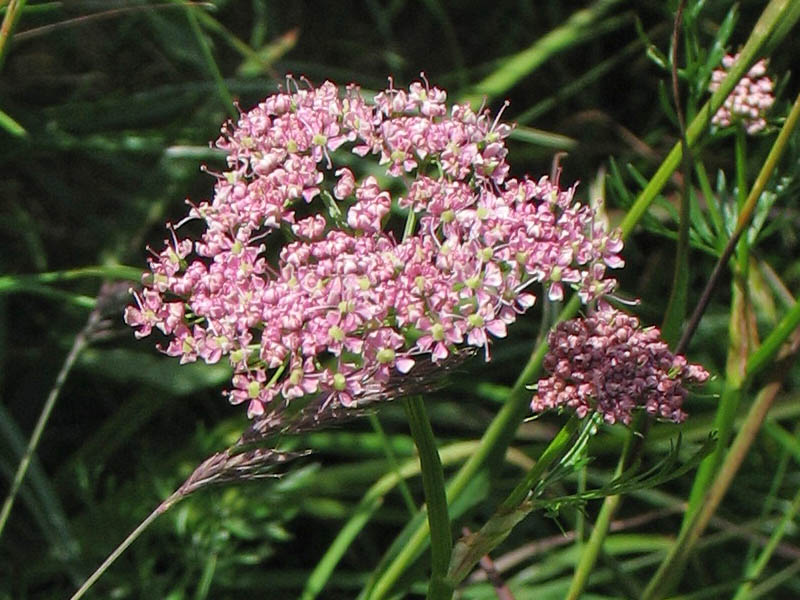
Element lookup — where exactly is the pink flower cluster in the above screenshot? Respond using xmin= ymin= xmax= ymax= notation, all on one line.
xmin=532 ymin=305 xmax=709 ymax=425
xmin=709 ymin=54 xmax=774 ymax=134
xmin=125 ymin=75 xmax=624 ymax=418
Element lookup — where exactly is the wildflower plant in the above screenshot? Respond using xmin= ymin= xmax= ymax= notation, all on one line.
xmin=7 ymin=3 xmax=800 ymax=600
xmin=116 ymin=74 xmax=712 ymax=600
xmin=125 ymin=75 xmax=626 ymax=423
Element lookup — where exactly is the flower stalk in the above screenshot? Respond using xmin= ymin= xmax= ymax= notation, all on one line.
xmin=404 ymin=396 xmax=453 ymax=600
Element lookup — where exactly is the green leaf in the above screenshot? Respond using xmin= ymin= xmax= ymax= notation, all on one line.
xmin=446 ymin=500 xmax=532 ymax=585
xmin=0 ymin=107 xmax=27 ymax=137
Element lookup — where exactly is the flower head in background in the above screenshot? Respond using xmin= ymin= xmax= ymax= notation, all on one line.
xmin=125 ymin=75 xmax=624 ymax=419
xmin=709 ymin=53 xmax=774 ymax=134
xmin=532 ymin=304 xmax=709 ymax=425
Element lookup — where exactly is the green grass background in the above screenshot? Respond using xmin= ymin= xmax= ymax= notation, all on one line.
xmin=1 ymin=1 xmax=800 ymax=598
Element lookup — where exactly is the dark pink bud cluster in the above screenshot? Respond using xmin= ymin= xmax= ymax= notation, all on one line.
xmin=709 ymin=54 xmax=774 ymax=134
xmin=532 ymin=304 xmax=709 ymax=425
xmin=125 ymin=75 xmax=624 ymax=418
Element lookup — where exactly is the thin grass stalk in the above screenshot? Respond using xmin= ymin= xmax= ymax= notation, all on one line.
xmin=0 ymin=0 xmax=26 ymax=72
xmin=0 ymin=302 xmax=100 ymax=539
xmin=564 ymin=414 xmax=644 ymax=600
xmin=69 ymin=493 xmax=180 ymax=600
xmin=460 ymin=0 xmax=626 ymax=106
xmin=687 ymin=278 xmax=751 ymax=514
xmin=641 ymin=299 xmax=800 ymax=599
xmin=0 ymin=265 xmax=143 ymax=290
xmin=642 ymin=382 xmax=781 ymax=600
xmin=515 ymin=25 xmax=655 ymax=125
xmin=731 ymin=484 xmax=800 ymax=600
xmin=742 ymin=420 xmax=794 ymax=572
xmin=499 ymin=415 xmax=580 ymax=511
xmin=190 ymin=7 xmax=276 ymax=69
xmin=661 ymin=0 xmax=691 ymax=347
xmin=181 ymin=3 xmax=236 ymax=118
xmin=369 ymin=413 xmax=417 ymax=516
xmin=195 ymin=551 xmax=218 ymax=600
xmin=8 ymin=3 xmax=215 ymax=44
xmin=748 ymin=559 xmax=800 ymax=599
xmin=693 ymin=160 xmax=724 ymax=242
xmin=403 ymin=396 xmax=453 ymax=600
xmin=678 ymin=90 xmax=800 ymax=523
xmin=444 ymin=415 xmax=580 ymax=587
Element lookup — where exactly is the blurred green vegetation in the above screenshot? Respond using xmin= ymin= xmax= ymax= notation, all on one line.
xmin=1 ymin=1 xmax=800 ymax=599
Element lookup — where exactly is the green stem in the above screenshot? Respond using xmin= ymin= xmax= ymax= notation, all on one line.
xmin=643 ymin=297 xmax=800 ymax=599
xmin=182 ymin=3 xmax=236 ymax=118
xmin=694 ymin=159 xmax=724 ymax=243
xmin=677 ymin=91 xmax=800 ymax=354
xmin=0 ymin=323 xmax=89 ymax=540
xmin=641 ymin=379 xmax=783 ymax=600
xmin=404 ymin=396 xmax=453 ymax=600
xmin=619 ymin=0 xmax=796 ymax=240
xmin=734 ymin=126 xmax=749 ymax=272
xmin=364 ymin=304 xmax=566 ymax=600
xmin=680 ymin=89 xmax=800 ymax=520
xmin=301 ymin=442 xmax=480 ymax=600
xmin=732 ymin=483 xmax=800 ymax=600
xmin=70 ymin=494 xmax=179 ymax=600
xmin=0 ymin=0 xmax=26 ymax=73
xmin=0 ymin=265 xmax=143 ymax=292
xmin=745 ymin=298 xmax=800 ymax=384
xmin=369 ymin=413 xmax=417 ymax=516
xmin=444 ymin=416 xmax=580 ymax=586
xmin=661 ymin=0 xmax=691 ymax=347
xmin=564 ymin=413 xmax=644 ymax=600
xmin=460 ymin=0 xmax=626 ymax=106
xmin=500 ymin=415 xmax=580 ymax=511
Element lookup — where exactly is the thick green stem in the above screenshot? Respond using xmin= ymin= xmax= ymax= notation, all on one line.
xmin=301 ymin=442 xmax=480 ymax=600
xmin=404 ymin=396 xmax=453 ymax=600
xmin=500 ymin=415 xmax=580 ymax=511
xmin=445 ymin=416 xmax=580 ymax=586
xmin=364 ymin=301 xmax=569 ymax=600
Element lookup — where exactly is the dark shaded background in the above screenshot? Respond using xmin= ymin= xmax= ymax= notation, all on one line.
xmin=2 ymin=1 xmax=799 ymax=598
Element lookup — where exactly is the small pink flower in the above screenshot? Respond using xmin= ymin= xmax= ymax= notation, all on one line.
xmin=292 ymin=214 xmax=327 ymax=240
xmin=532 ymin=304 xmax=709 ymax=425
xmin=709 ymin=54 xmax=774 ymax=134
xmin=333 ymin=167 xmax=355 ymax=199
